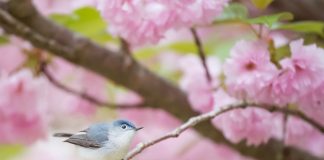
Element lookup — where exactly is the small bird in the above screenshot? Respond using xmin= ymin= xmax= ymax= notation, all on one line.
xmin=54 ymin=119 xmax=143 ymax=160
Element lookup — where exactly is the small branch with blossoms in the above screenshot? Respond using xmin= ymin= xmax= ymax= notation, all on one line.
xmin=40 ymin=62 xmax=143 ymax=109
xmin=125 ymin=102 xmax=324 ymax=160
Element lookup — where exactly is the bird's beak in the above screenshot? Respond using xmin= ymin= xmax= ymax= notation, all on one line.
xmin=135 ymin=127 xmax=144 ymax=131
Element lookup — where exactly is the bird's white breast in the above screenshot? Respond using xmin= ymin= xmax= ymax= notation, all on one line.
xmin=77 ymin=146 xmax=127 ymax=160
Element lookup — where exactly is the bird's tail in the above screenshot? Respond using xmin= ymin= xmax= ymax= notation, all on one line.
xmin=53 ymin=133 xmax=73 ymax=137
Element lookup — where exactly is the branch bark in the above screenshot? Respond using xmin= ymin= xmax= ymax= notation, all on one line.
xmin=0 ymin=1 xmax=322 ymax=160
xmin=271 ymin=0 xmax=324 ymax=21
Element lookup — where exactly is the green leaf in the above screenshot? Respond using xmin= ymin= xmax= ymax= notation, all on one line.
xmin=218 ymin=3 xmax=248 ymax=21
xmin=0 ymin=145 xmax=24 ymax=160
xmin=0 ymin=36 xmax=9 ymax=45
xmin=50 ymin=7 xmax=116 ymax=43
xmin=251 ymin=0 xmax=274 ymax=9
xmin=246 ymin=12 xmax=294 ymax=28
xmin=134 ymin=47 xmax=160 ymax=59
xmin=277 ymin=21 xmax=324 ymax=37
xmin=273 ymin=45 xmax=291 ymax=62
xmin=167 ymin=42 xmax=198 ymax=53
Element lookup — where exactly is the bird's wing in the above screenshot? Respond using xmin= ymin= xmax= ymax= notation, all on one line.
xmin=64 ymin=133 xmax=101 ymax=149
xmin=63 ymin=123 xmax=110 ymax=149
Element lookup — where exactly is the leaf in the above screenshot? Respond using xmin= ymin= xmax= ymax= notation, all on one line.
xmin=277 ymin=21 xmax=324 ymax=37
xmin=0 ymin=36 xmax=9 ymax=45
xmin=0 ymin=145 xmax=24 ymax=160
xmin=246 ymin=12 xmax=294 ymax=28
xmin=50 ymin=7 xmax=116 ymax=43
xmin=273 ymin=45 xmax=291 ymax=62
xmin=167 ymin=42 xmax=198 ymax=53
xmin=251 ymin=0 xmax=274 ymax=9
xmin=218 ymin=3 xmax=248 ymax=21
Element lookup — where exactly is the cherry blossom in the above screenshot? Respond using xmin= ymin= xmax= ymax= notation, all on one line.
xmin=0 ymin=70 xmax=47 ymax=145
xmin=179 ymin=55 xmax=221 ymax=113
xmin=257 ymin=40 xmax=324 ymax=106
xmin=213 ymin=107 xmax=275 ymax=146
xmin=98 ymin=0 xmax=229 ymax=45
xmin=224 ymin=40 xmax=278 ymax=100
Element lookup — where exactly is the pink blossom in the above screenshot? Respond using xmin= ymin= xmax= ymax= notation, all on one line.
xmin=286 ymin=117 xmax=324 ymax=157
xmin=0 ymin=44 xmax=25 ymax=74
xmin=179 ymin=139 xmax=249 ymax=160
xmin=0 ymin=37 xmax=29 ymax=74
xmin=212 ymin=89 xmax=239 ymax=109
xmin=257 ymin=40 xmax=324 ymax=106
xmin=179 ymin=55 xmax=221 ymax=113
xmin=98 ymin=0 xmax=229 ymax=45
xmin=0 ymin=70 xmax=47 ymax=145
xmin=297 ymin=82 xmax=324 ymax=126
xmin=44 ymin=58 xmax=107 ymax=119
xmin=224 ymin=40 xmax=278 ymax=100
xmin=213 ymin=108 xmax=275 ymax=146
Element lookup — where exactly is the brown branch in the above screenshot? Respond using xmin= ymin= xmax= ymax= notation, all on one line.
xmin=0 ymin=1 xmax=322 ymax=160
xmin=126 ymin=103 xmax=324 ymax=160
xmin=39 ymin=62 xmax=141 ymax=109
xmin=120 ymin=37 xmax=132 ymax=55
xmin=190 ymin=28 xmax=212 ymax=83
xmin=271 ymin=0 xmax=324 ymax=22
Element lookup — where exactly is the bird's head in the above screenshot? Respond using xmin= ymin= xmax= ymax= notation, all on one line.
xmin=109 ymin=119 xmax=143 ymax=147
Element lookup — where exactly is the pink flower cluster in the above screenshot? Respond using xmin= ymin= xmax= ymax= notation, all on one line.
xmin=224 ymin=40 xmax=277 ymax=100
xmin=214 ymin=38 xmax=324 ymax=147
xmin=0 ymin=70 xmax=47 ymax=145
xmin=98 ymin=0 xmax=229 ymax=45
xmin=0 ymin=43 xmax=107 ymax=145
xmin=224 ymin=39 xmax=324 ymax=107
xmin=213 ymin=107 xmax=280 ymax=146
xmin=179 ymin=55 xmax=221 ymax=113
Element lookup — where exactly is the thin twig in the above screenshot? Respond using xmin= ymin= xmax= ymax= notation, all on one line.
xmin=280 ymin=113 xmax=289 ymax=160
xmin=39 ymin=62 xmax=142 ymax=109
xmin=125 ymin=103 xmax=324 ymax=160
xmin=255 ymin=105 xmax=324 ymax=134
xmin=125 ymin=103 xmax=245 ymax=160
xmin=190 ymin=28 xmax=212 ymax=83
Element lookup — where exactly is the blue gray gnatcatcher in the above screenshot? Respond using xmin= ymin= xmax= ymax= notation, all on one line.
xmin=54 ymin=119 xmax=143 ymax=160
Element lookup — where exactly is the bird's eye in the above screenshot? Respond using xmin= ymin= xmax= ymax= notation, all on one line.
xmin=121 ymin=124 xmax=128 ymax=129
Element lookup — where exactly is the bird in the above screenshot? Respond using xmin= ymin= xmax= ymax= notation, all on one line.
xmin=54 ymin=119 xmax=143 ymax=160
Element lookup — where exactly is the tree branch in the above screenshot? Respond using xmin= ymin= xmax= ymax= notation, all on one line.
xmin=125 ymin=103 xmax=246 ymax=160
xmin=271 ymin=0 xmax=324 ymax=22
xmin=39 ymin=62 xmax=141 ymax=109
xmin=190 ymin=28 xmax=212 ymax=83
xmin=120 ymin=37 xmax=132 ymax=55
xmin=126 ymin=103 xmax=324 ymax=160
xmin=0 ymin=1 xmax=322 ymax=160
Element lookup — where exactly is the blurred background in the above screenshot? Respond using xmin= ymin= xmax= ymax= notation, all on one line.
xmin=1 ymin=0 xmax=324 ymax=160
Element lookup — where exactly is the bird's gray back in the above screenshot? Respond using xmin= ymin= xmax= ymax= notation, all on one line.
xmin=86 ymin=123 xmax=110 ymax=145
